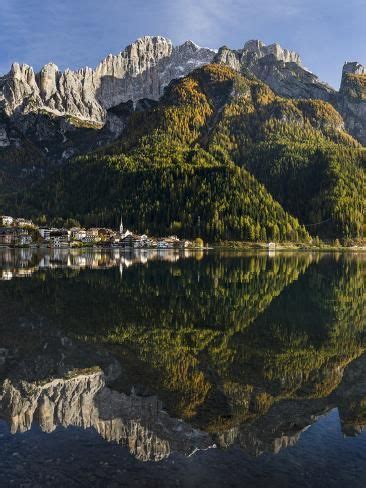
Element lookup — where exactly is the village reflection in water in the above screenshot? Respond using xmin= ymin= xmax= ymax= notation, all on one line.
xmin=0 ymin=247 xmax=205 ymax=280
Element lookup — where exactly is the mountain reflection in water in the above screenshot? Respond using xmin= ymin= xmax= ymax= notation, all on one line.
xmin=0 ymin=248 xmax=365 ymax=486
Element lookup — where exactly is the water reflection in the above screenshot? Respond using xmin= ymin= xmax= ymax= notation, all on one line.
xmin=0 ymin=332 xmax=211 ymax=462
xmin=0 ymin=247 xmax=204 ymax=280
xmin=0 ymin=249 xmax=365 ymax=464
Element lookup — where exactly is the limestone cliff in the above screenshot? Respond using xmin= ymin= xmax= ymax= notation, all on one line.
xmin=0 ymin=36 xmax=215 ymax=124
xmin=214 ymin=39 xmax=335 ymax=101
xmin=336 ymin=62 xmax=366 ymax=144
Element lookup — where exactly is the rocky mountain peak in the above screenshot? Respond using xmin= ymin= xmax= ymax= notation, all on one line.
xmin=214 ymin=40 xmax=333 ymax=102
xmin=0 ymin=36 xmax=305 ymax=126
xmin=95 ymin=35 xmax=173 ymax=77
xmin=1 ymin=63 xmax=39 ymax=112
xmin=10 ymin=62 xmax=34 ymax=77
xmin=337 ymin=61 xmax=366 ymax=144
xmin=342 ymin=61 xmax=366 ymax=76
xmin=0 ymin=36 xmax=216 ymax=123
xmin=243 ymin=39 xmax=302 ymax=65
xmin=214 ymin=39 xmax=303 ymax=75
xmin=244 ymin=39 xmax=266 ymax=51
xmin=38 ymin=62 xmax=60 ymax=101
xmin=214 ymin=46 xmax=242 ymax=71
xmin=181 ymin=40 xmax=201 ymax=49
xmin=177 ymin=40 xmax=214 ymax=55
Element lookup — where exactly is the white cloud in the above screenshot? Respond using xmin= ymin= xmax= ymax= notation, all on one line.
xmin=162 ymin=0 xmax=305 ymax=48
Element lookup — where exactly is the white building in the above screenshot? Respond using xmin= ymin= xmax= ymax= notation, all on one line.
xmin=50 ymin=236 xmax=68 ymax=247
xmin=157 ymin=241 xmax=169 ymax=249
xmin=49 ymin=230 xmax=69 ymax=247
xmin=0 ymin=216 xmax=13 ymax=226
xmin=74 ymin=229 xmax=87 ymax=241
xmin=15 ymin=218 xmax=33 ymax=228
xmin=0 ymin=270 xmax=13 ymax=280
xmin=38 ymin=228 xmax=53 ymax=241
xmin=69 ymin=227 xmax=81 ymax=240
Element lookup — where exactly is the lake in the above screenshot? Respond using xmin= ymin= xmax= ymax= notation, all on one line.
xmin=0 ymin=248 xmax=365 ymax=487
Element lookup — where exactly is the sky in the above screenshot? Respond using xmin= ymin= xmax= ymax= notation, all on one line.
xmin=1 ymin=0 xmax=365 ymax=89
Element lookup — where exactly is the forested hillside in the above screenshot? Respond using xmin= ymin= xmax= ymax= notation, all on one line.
xmin=10 ymin=65 xmax=366 ymax=241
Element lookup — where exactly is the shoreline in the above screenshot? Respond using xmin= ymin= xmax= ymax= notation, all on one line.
xmin=0 ymin=243 xmax=365 ymax=253
xmin=212 ymin=242 xmax=366 ymax=253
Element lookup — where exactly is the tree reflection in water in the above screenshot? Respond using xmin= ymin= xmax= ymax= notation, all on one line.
xmin=0 ymin=249 xmax=365 ymax=459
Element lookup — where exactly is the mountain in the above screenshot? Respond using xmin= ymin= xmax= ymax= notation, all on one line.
xmin=2 ymin=35 xmax=366 ymax=153
xmin=20 ymin=63 xmax=364 ymax=241
xmin=0 ymin=36 xmax=365 ymax=241
xmin=214 ymin=39 xmax=335 ymax=101
xmin=0 ymin=37 xmax=215 ymax=167
xmin=0 ymin=37 xmax=215 ymax=123
xmin=213 ymin=42 xmax=366 ymax=146
xmin=0 ymin=36 xmax=216 ymax=211
xmin=337 ymin=62 xmax=366 ymax=144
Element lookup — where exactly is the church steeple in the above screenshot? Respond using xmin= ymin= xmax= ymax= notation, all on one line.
xmin=119 ymin=215 xmax=124 ymax=236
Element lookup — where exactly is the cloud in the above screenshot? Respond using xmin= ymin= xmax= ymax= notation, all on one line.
xmin=161 ymin=0 xmax=305 ymax=47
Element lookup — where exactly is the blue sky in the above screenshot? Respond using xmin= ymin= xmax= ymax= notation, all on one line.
xmin=1 ymin=0 xmax=365 ymax=88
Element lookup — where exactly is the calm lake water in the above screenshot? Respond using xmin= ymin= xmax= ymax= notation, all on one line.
xmin=0 ymin=248 xmax=365 ymax=487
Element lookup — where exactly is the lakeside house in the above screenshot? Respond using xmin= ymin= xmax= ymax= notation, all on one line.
xmin=39 ymin=228 xmax=68 ymax=245
xmin=0 ymin=270 xmax=13 ymax=280
xmin=0 ymin=227 xmax=32 ymax=246
xmin=157 ymin=240 xmax=169 ymax=249
xmin=69 ymin=227 xmax=82 ymax=240
xmin=49 ymin=230 xmax=69 ymax=247
xmin=120 ymin=233 xmax=145 ymax=248
xmin=0 ymin=216 xmax=34 ymax=228
xmin=0 ymin=216 xmax=14 ymax=226
xmin=74 ymin=229 xmax=87 ymax=241
xmin=82 ymin=228 xmax=101 ymax=244
xmin=97 ymin=228 xmax=115 ymax=241
xmin=16 ymin=233 xmax=32 ymax=246
xmin=38 ymin=228 xmax=58 ymax=241
xmin=0 ymin=228 xmax=13 ymax=245
xmin=15 ymin=218 xmax=34 ymax=228
xmin=87 ymin=228 xmax=100 ymax=238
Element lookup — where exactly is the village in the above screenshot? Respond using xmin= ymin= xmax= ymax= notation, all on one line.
xmin=0 ymin=215 xmax=201 ymax=249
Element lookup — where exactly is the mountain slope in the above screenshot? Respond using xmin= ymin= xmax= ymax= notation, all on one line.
xmin=21 ymin=64 xmax=365 ymax=241
xmin=204 ymin=74 xmax=365 ymax=239
xmin=20 ymin=65 xmax=311 ymax=242
xmin=0 ymin=37 xmax=218 ymax=201
xmin=214 ymin=42 xmax=366 ymax=148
